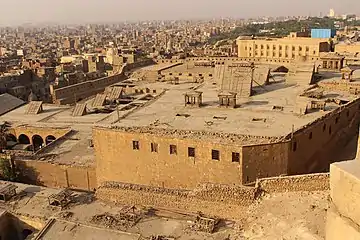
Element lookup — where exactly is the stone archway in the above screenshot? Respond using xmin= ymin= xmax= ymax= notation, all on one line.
xmin=32 ymin=135 xmax=44 ymax=151
xmin=6 ymin=134 xmax=17 ymax=142
xmin=18 ymin=134 xmax=30 ymax=144
xmin=45 ymin=135 xmax=56 ymax=145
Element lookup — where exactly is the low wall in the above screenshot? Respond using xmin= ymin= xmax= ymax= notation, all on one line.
xmin=52 ymin=73 xmax=126 ymax=105
xmin=52 ymin=59 xmax=154 ymax=105
xmin=318 ymin=80 xmax=359 ymax=92
xmin=96 ymin=182 xmax=256 ymax=220
xmin=256 ymin=173 xmax=330 ymax=193
xmin=14 ymin=160 xmax=96 ymax=191
xmin=155 ymin=57 xmax=299 ymax=65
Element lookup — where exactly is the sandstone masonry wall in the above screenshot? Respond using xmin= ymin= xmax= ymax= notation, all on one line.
xmin=256 ymin=173 xmax=330 ymax=193
xmin=96 ymin=182 xmax=256 ymax=220
xmin=242 ymin=141 xmax=290 ymax=184
xmin=326 ymin=160 xmax=360 ymax=239
xmin=94 ymin=128 xmax=246 ymax=189
xmin=14 ymin=160 xmax=96 ymax=191
xmin=288 ymin=97 xmax=360 ymax=174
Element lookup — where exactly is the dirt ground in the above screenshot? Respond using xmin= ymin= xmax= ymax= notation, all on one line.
xmin=239 ymin=191 xmax=329 ymax=240
xmin=1 ymin=181 xmax=330 ymax=240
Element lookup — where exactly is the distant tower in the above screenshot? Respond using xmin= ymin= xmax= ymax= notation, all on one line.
xmin=166 ymin=38 xmax=173 ymax=52
xmin=329 ymin=9 xmax=335 ymax=18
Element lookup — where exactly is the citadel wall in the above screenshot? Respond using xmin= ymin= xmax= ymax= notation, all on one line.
xmin=93 ymin=98 xmax=360 ymax=189
xmin=93 ymin=128 xmax=245 ymax=189
xmin=13 ymin=160 xmax=96 ymax=191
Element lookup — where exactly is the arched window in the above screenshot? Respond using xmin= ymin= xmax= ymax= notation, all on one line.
xmin=45 ymin=135 xmax=56 ymax=145
xmin=18 ymin=134 xmax=30 ymax=144
xmin=6 ymin=134 xmax=17 ymax=142
xmin=32 ymin=135 xmax=44 ymax=151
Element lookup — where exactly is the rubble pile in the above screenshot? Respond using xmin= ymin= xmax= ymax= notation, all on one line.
xmin=91 ymin=206 xmax=143 ymax=230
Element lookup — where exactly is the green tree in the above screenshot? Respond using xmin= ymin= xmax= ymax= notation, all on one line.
xmin=0 ymin=158 xmax=17 ymax=182
xmin=0 ymin=121 xmax=11 ymax=152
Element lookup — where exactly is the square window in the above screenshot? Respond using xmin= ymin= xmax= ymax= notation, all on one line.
xmin=211 ymin=150 xmax=220 ymax=160
xmin=232 ymin=152 xmax=240 ymax=162
xmin=188 ymin=147 xmax=195 ymax=157
xmin=170 ymin=145 xmax=177 ymax=155
xmin=132 ymin=141 xmax=139 ymax=150
xmin=151 ymin=143 xmax=158 ymax=153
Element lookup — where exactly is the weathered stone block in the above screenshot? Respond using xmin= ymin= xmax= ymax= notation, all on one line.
xmin=326 ymin=206 xmax=360 ymax=240
xmin=330 ymin=160 xmax=360 ymax=225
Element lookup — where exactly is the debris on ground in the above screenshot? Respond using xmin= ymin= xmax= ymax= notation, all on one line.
xmin=190 ymin=212 xmax=220 ymax=233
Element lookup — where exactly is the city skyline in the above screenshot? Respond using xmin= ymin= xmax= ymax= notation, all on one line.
xmin=1 ymin=0 xmax=360 ymax=26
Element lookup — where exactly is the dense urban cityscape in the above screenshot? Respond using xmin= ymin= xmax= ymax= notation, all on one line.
xmin=0 ymin=6 xmax=360 ymax=240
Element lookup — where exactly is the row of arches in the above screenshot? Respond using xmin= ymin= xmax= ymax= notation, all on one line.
xmin=6 ymin=134 xmax=56 ymax=151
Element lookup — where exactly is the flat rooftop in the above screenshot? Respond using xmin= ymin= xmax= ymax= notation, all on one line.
xmin=140 ymin=62 xmax=181 ymax=71
xmin=0 ymin=104 xmax=69 ymax=125
xmin=107 ymin=79 xmax=357 ymax=144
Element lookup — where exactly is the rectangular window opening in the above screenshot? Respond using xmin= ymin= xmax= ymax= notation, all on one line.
xmin=170 ymin=145 xmax=177 ymax=155
xmin=188 ymin=147 xmax=195 ymax=157
xmin=132 ymin=141 xmax=139 ymax=150
xmin=212 ymin=150 xmax=220 ymax=161
xmin=151 ymin=143 xmax=158 ymax=153
xmin=232 ymin=152 xmax=240 ymax=162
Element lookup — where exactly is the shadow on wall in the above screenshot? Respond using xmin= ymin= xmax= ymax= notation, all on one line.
xmin=14 ymin=161 xmax=44 ymax=187
xmin=332 ymin=130 xmax=359 ymax=162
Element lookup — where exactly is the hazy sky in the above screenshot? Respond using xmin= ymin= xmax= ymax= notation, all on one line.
xmin=1 ymin=0 xmax=360 ymax=26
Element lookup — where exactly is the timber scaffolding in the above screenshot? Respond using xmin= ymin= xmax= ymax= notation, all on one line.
xmin=48 ymin=189 xmax=73 ymax=208
xmin=191 ymin=212 xmax=220 ymax=233
xmin=91 ymin=205 xmax=144 ymax=229
xmin=0 ymin=183 xmax=17 ymax=202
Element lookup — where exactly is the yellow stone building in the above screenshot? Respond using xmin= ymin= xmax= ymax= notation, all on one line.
xmin=237 ymin=33 xmax=331 ymax=62
xmin=335 ymin=43 xmax=360 ymax=54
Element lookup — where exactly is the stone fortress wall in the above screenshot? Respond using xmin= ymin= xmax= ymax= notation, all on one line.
xmin=93 ymin=97 xmax=360 ymax=189
xmin=96 ymin=173 xmax=330 ymax=220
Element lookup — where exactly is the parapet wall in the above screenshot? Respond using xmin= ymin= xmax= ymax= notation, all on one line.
xmin=96 ymin=173 xmax=330 ymax=219
xmin=108 ymin=126 xmax=279 ymax=145
xmin=14 ymin=160 xmax=96 ymax=191
xmin=97 ymin=181 xmax=256 ymax=220
xmin=318 ymin=80 xmax=360 ymax=92
xmin=256 ymin=173 xmax=330 ymax=193
xmin=52 ymin=73 xmax=126 ymax=105
xmin=155 ymin=57 xmax=296 ymax=65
